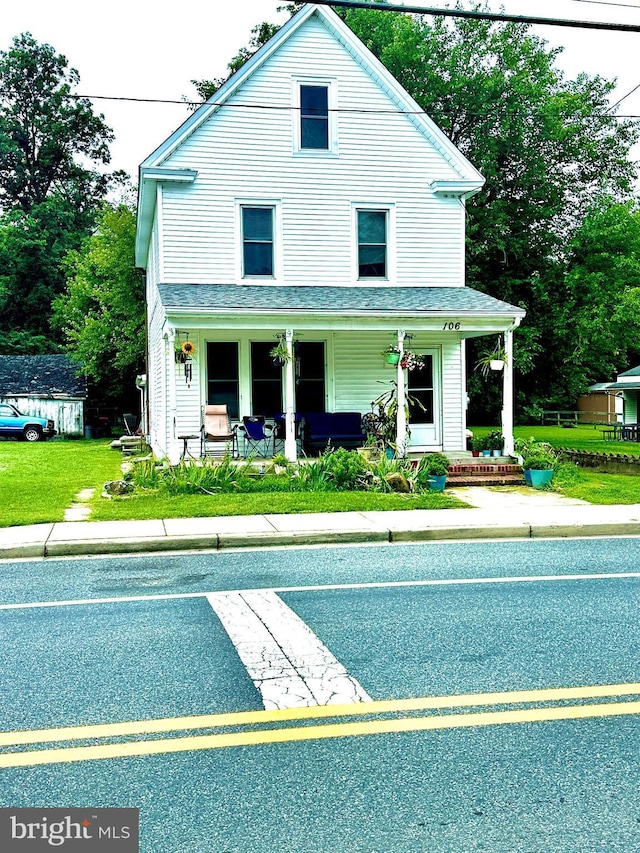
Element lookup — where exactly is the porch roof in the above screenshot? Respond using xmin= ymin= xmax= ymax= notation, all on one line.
xmin=158 ymin=284 xmax=525 ymax=318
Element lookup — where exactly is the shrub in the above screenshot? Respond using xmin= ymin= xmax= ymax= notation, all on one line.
xmin=522 ymin=448 xmax=557 ymax=471
xmin=318 ymin=447 xmax=368 ymax=490
xmin=420 ymin=452 xmax=451 ymax=476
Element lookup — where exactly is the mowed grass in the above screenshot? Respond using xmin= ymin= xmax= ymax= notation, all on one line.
xmin=90 ymin=489 xmax=463 ymax=522
xmin=0 ymin=439 xmax=123 ymax=527
xmin=552 ymin=463 xmax=640 ymax=505
xmin=472 ymin=423 xmax=640 ymax=456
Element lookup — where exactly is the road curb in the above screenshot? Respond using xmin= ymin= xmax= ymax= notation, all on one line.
xmin=1 ymin=518 xmax=640 ymax=560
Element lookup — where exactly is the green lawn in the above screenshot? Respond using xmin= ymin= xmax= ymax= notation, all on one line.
xmin=90 ymin=490 xmax=462 ymax=522
xmin=2 ymin=429 xmax=639 ymax=529
xmin=472 ymin=424 xmax=640 ymax=456
xmin=551 ymin=463 xmax=640 ymax=505
xmin=0 ymin=438 xmax=123 ymax=527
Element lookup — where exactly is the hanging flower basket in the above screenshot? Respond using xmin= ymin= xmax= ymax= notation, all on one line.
xmin=400 ymin=351 xmax=425 ymax=371
xmin=382 ymin=346 xmax=401 ymax=366
xmin=489 ymin=359 xmax=505 ymax=371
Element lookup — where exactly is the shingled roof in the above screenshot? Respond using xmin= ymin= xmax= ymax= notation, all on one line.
xmin=0 ymin=355 xmax=87 ymax=397
xmin=158 ymin=284 xmax=525 ymax=317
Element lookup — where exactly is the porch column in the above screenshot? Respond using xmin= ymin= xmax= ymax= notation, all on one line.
xmin=501 ymin=327 xmax=515 ymax=456
xmin=166 ymin=326 xmax=179 ymax=463
xmin=396 ymin=330 xmax=407 ymax=455
xmin=284 ymin=328 xmax=297 ymax=462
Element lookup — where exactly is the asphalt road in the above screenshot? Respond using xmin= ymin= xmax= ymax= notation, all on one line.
xmin=0 ymin=537 xmax=639 ymax=852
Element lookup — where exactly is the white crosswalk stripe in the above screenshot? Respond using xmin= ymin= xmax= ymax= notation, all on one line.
xmin=207 ymin=590 xmax=371 ymax=710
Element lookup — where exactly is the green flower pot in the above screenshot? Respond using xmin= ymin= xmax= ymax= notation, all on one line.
xmin=385 ymin=352 xmax=400 ymax=365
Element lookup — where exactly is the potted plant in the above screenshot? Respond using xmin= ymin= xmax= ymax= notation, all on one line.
xmin=381 ymin=345 xmax=401 ymax=366
xmin=417 ymin=452 xmax=450 ymax=492
xmin=270 ymin=339 xmax=291 ymax=366
xmin=486 ymin=429 xmax=504 ymax=457
xmin=522 ymin=447 xmax=556 ymax=488
xmin=399 ymin=350 xmax=426 ymax=372
xmin=471 ymin=436 xmax=484 ymax=457
xmin=475 ymin=339 xmax=508 ymax=378
xmin=363 ymin=381 xmax=426 ymax=456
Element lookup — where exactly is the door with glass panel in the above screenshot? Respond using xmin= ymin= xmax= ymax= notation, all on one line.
xmin=407 ymin=351 xmax=440 ymax=448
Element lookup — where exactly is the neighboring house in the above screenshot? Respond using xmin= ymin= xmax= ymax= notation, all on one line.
xmin=589 ymin=365 xmax=640 ymax=425
xmin=0 ymin=354 xmax=88 ymax=436
xmin=577 ymin=388 xmax=623 ymax=424
xmin=135 ymin=2 xmax=525 ymax=463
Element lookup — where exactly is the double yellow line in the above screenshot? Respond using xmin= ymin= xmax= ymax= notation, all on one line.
xmin=2 ymin=682 xmax=640 ymax=768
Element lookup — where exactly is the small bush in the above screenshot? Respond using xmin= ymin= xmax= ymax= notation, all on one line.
xmin=317 ymin=448 xmax=368 ymax=490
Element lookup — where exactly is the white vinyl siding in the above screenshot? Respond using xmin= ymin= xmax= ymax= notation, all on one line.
xmin=624 ymin=391 xmax=638 ymax=424
xmin=159 ymin=16 xmax=465 ymax=288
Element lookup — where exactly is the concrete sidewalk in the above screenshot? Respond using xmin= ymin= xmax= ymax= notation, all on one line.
xmin=1 ymin=488 xmax=639 ymax=559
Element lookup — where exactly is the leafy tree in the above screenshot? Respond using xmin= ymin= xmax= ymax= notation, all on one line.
xmin=53 ymin=205 xmax=145 ymax=407
xmin=0 ymin=33 xmax=115 ymax=214
xmin=0 ymin=33 xmax=125 ymax=352
xmin=563 ymin=199 xmax=640 ymax=389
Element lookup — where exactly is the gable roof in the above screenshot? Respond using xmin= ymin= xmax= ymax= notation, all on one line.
xmin=141 ymin=3 xmax=483 ymax=182
xmin=0 ymin=355 xmax=88 ymax=398
xmin=619 ymin=365 xmax=640 ymax=377
xmin=136 ymin=3 xmax=484 ymax=264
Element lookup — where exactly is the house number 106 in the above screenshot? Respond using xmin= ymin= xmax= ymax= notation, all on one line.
xmin=442 ymin=322 xmax=461 ymax=330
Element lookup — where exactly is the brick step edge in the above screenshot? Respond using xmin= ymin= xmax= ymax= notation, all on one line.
xmin=449 ymin=464 xmax=523 ymax=474
xmin=447 ymin=475 xmax=526 ymax=487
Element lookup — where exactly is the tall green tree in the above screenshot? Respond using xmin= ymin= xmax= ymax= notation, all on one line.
xmin=563 ymin=199 xmax=640 ymax=390
xmin=53 ymin=205 xmax=145 ymax=407
xmin=0 ymin=33 xmax=123 ymax=352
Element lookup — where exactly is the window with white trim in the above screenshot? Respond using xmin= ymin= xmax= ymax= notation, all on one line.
xmin=300 ymin=85 xmax=329 ymax=150
xmin=242 ymin=206 xmax=274 ymax=277
xmin=357 ymin=209 xmax=388 ymax=279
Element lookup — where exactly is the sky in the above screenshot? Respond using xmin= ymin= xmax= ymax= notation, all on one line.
xmin=0 ymin=0 xmax=638 ymax=180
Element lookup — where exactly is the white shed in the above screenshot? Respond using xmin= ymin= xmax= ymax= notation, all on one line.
xmin=0 ymin=355 xmax=88 ymax=436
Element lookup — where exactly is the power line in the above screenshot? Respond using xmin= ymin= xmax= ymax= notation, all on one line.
xmin=566 ymin=0 xmax=640 ymax=9
xmin=311 ymin=0 xmax=640 ymax=31
xmin=71 ymin=93 xmax=640 ymax=119
xmin=609 ymin=82 xmax=640 ymax=110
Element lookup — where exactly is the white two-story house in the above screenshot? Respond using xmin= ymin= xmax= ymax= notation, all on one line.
xmin=135 ymin=2 xmax=525 ymax=463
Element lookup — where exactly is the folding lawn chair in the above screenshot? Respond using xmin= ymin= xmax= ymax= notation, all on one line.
xmin=200 ymin=405 xmax=238 ymax=458
xmin=239 ymin=416 xmax=274 ymax=458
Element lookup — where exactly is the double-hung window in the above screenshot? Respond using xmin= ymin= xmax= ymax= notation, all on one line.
xmin=357 ymin=209 xmax=387 ymax=279
xmin=300 ymin=85 xmax=329 ymax=150
xmin=242 ymin=206 xmax=274 ymax=277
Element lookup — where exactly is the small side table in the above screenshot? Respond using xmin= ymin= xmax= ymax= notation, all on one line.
xmin=178 ymin=434 xmax=200 ymax=460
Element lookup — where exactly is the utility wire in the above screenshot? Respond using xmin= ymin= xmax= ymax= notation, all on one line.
xmin=566 ymin=0 xmax=640 ymax=9
xmin=71 ymin=93 xmax=639 ymax=118
xmin=609 ymin=82 xmax=640 ymax=110
xmin=310 ymin=0 xmax=640 ymax=31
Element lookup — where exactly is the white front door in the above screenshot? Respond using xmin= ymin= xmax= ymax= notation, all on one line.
xmin=407 ymin=350 xmax=441 ymax=450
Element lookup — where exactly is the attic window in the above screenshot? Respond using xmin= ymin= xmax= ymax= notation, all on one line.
xmin=300 ymin=85 xmax=329 ymax=149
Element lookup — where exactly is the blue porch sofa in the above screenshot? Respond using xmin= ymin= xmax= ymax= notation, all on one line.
xmin=303 ymin=412 xmax=366 ymax=454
